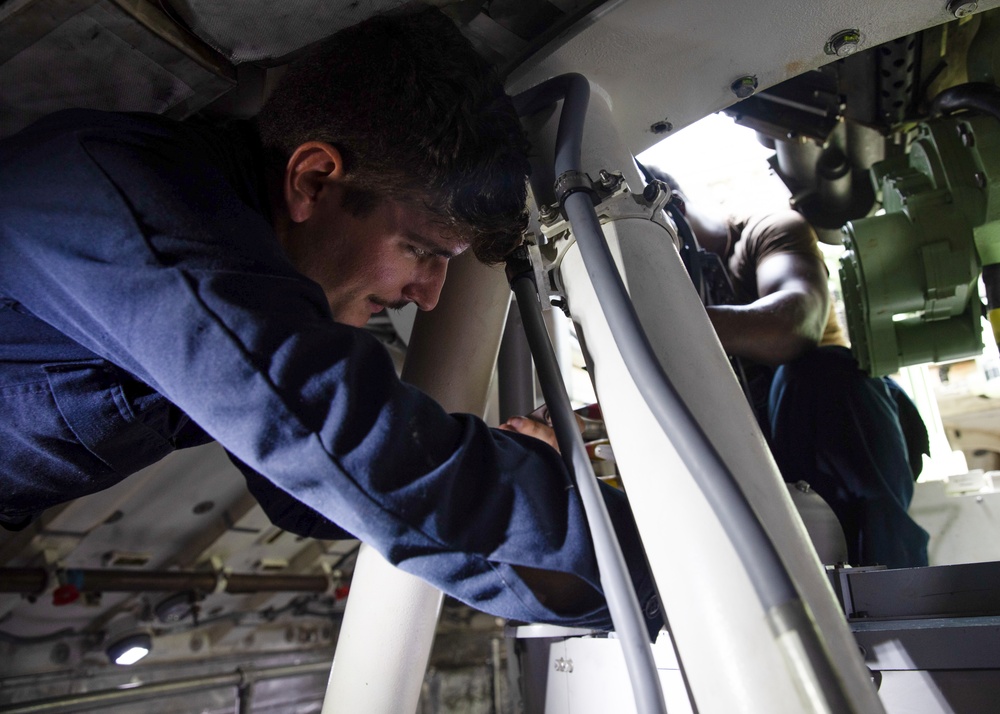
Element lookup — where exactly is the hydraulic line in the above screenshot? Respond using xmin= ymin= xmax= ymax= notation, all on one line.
xmin=506 ymin=249 xmax=668 ymax=714
xmin=514 ymin=73 xmax=854 ymax=712
xmin=930 ymin=82 xmax=1000 ymax=122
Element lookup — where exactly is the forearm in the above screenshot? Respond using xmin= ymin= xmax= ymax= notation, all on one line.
xmin=706 ymin=289 xmax=826 ymax=366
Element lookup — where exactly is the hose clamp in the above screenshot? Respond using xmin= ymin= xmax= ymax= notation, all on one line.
xmin=554 ymin=170 xmax=598 ymax=205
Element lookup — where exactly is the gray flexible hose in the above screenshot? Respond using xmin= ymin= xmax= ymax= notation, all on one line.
xmin=509 ymin=267 xmax=667 ymax=714
xmin=514 ymin=73 xmax=855 ymax=712
xmin=515 ymin=71 xmax=796 ymax=610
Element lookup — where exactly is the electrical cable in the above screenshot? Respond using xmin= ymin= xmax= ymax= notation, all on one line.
xmin=506 ymin=248 xmax=668 ymax=714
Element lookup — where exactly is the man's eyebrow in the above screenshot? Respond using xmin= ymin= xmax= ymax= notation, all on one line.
xmin=405 ymin=231 xmax=466 ymax=259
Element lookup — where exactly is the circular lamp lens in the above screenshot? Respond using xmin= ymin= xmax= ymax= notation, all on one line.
xmin=108 ymin=632 xmax=152 ymax=665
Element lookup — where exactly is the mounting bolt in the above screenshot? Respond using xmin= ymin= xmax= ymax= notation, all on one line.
xmin=597 ymin=169 xmax=619 ymax=190
xmin=650 ymin=119 xmax=673 ymax=134
xmin=957 ymin=123 xmax=975 ymax=147
xmin=975 ymin=171 xmax=987 ymax=189
xmin=538 ymin=203 xmax=559 ymax=223
xmin=826 ymin=29 xmax=862 ymax=57
xmin=730 ymin=75 xmax=758 ymax=99
xmin=947 ymin=0 xmax=978 ymax=18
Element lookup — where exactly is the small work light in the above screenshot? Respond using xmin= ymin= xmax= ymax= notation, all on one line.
xmin=106 ymin=632 xmax=152 ymax=665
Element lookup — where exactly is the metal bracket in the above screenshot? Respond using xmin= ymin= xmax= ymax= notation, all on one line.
xmin=535 ymin=172 xmax=679 ymax=305
xmin=554 ymin=170 xmax=598 ymax=205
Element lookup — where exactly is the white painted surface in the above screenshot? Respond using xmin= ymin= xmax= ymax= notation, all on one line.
xmin=508 ymin=0 xmax=990 ymax=157
xmin=532 ymin=79 xmax=880 ymax=711
xmin=322 ymin=254 xmax=512 ymax=714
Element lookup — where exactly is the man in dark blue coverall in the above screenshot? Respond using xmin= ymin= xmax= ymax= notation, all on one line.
xmin=0 ymin=9 xmax=659 ymax=633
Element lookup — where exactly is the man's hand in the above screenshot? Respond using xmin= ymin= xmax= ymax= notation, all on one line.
xmin=498 ymin=416 xmax=561 ymax=452
xmin=500 ymin=413 xmax=607 ymax=616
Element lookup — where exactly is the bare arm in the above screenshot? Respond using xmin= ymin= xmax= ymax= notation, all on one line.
xmin=706 ymin=251 xmax=830 ymax=367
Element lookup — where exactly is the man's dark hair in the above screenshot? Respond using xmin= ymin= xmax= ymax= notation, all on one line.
xmin=256 ymin=8 xmax=530 ymax=264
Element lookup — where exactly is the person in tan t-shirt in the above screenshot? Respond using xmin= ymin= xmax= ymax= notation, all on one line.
xmin=653 ymin=168 xmax=928 ymax=569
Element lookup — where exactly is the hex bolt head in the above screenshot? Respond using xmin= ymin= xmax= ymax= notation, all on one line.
xmin=731 ymin=75 xmax=758 ymax=99
xmin=947 ymin=0 xmax=978 ymax=18
xmin=826 ymin=29 xmax=861 ymax=57
xmin=975 ymin=172 xmax=988 ymax=189
xmin=957 ymin=124 xmax=975 ymax=147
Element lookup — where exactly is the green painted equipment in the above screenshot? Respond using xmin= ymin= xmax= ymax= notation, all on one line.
xmin=840 ymin=102 xmax=1000 ymax=376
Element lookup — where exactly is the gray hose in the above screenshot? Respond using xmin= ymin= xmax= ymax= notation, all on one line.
xmin=508 ymin=263 xmax=668 ymax=714
xmin=515 ymin=73 xmax=855 ymax=711
xmin=515 ymin=70 xmax=796 ymax=611
xmin=561 ymin=187 xmax=799 ymax=606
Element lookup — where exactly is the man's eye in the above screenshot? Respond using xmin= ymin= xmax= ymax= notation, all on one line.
xmin=408 ymin=245 xmax=431 ymax=258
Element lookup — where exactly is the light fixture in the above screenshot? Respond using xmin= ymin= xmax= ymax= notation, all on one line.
xmin=106 ymin=632 xmax=152 ymax=666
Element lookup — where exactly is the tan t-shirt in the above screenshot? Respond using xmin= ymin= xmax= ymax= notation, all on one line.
xmin=725 ymin=211 xmax=848 ymax=349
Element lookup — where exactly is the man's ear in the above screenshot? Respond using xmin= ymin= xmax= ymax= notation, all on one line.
xmin=283 ymin=142 xmax=346 ymax=223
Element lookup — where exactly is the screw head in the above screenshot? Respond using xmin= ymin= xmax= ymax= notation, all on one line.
xmin=650 ymin=119 xmax=673 ymax=135
xmin=975 ymin=171 xmax=988 ymax=189
xmin=731 ymin=75 xmax=758 ymax=99
xmin=947 ymin=0 xmax=978 ymax=18
xmin=957 ymin=124 xmax=975 ymax=147
xmin=827 ymin=29 xmax=861 ymax=57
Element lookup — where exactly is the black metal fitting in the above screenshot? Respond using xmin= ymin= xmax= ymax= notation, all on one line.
xmin=504 ymin=244 xmax=535 ymax=288
xmin=643 ymin=179 xmax=671 ymax=203
xmin=550 ymin=296 xmax=570 ymax=317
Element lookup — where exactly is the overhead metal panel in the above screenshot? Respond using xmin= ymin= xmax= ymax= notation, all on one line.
xmin=0 ymin=0 xmax=234 ymax=138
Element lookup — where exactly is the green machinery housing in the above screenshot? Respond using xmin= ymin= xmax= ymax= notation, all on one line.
xmin=839 ymin=86 xmax=1000 ymax=377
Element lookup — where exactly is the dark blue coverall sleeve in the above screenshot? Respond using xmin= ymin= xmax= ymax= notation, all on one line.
xmin=0 ymin=111 xmax=659 ymax=630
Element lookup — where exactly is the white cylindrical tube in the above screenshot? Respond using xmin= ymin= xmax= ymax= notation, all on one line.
xmin=322 ymin=253 xmax=512 ymax=714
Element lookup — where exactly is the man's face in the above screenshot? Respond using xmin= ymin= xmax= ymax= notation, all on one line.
xmin=285 ymin=188 xmax=469 ymax=327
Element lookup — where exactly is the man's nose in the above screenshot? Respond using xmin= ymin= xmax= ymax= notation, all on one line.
xmin=403 ymin=260 xmax=448 ymax=311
